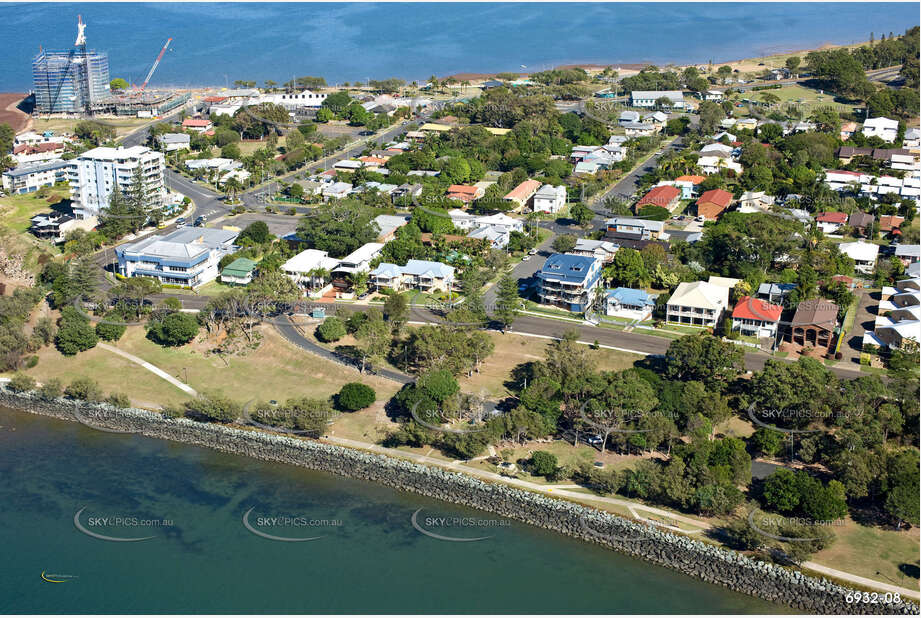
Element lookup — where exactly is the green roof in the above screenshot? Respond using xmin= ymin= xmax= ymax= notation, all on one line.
xmin=221 ymin=257 xmax=257 ymax=277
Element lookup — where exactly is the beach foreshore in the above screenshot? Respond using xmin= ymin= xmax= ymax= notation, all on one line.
xmin=1 ymin=386 xmax=917 ymax=615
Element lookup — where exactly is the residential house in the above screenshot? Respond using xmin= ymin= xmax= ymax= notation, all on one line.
xmin=644 ymin=111 xmax=668 ymax=127
xmin=840 ymin=121 xmax=858 ymax=141
xmin=606 ymin=287 xmax=657 ymax=321
xmin=695 ymin=189 xmax=732 ymax=220
xmin=574 ymin=161 xmax=602 ymax=175
xmin=623 ymin=122 xmax=658 ymax=138
xmin=862 ymin=117 xmax=899 ymax=142
xmin=116 ymin=227 xmax=239 ymax=288
xmin=11 ymin=142 xmax=66 ymax=165
xmin=704 ymin=90 xmax=724 ymax=102
xmin=903 ymin=127 xmax=920 ymax=150
xmin=713 ymin=131 xmax=736 ymax=142
xmin=532 ymin=184 xmax=567 ymax=213
xmin=330 ymin=242 xmax=385 ymax=289
xmin=895 ymin=245 xmax=920 ymax=267
xmin=370 ymin=259 xmax=455 ymax=293
xmin=569 ymin=238 xmax=619 ymax=263
xmin=738 ymin=191 xmax=776 ymax=213
xmin=666 ymin=280 xmax=731 ymax=328
xmin=182 ymin=117 xmax=213 ymax=132
xmin=732 ymin=296 xmax=783 ymax=338
xmin=815 ymin=211 xmax=848 ymax=234
xmin=839 ymin=239 xmax=879 ymax=274
xmin=446 ymin=184 xmax=482 ymax=204
xmin=636 ymin=185 xmax=681 ymax=213
xmin=631 ymin=90 xmax=685 ymax=109
xmin=787 ymin=299 xmax=839 ymax=352
xmin=700 ymin=143 xmax=734 ymax=157
xmin=734 ymin=118 xmax=758 ymax=131
xmin=28 ymin=210 xmax=95 ymax=243
xmin=333 ymin=159 xmax=363 ymax=172
xmin=281 ymin=249 xmax=341 ymax=293
xmin=220 ymin=257 xmax=257 ymax=285
xmin=373 ymin=214 xmax=411 ymax=241
xmin=321 ymin=182 xmax=353 ymax=200
xmin=502 ymin=179 xmax=541 ymax=211
xmin=618 ymin=110 xmax=641 ymax=125
xmin=158 ymin=133 xmax=191 ymax=152
xmin=391 ymin=184 xmax=423 ymax=204
xmin=847 ymin=211 xmax=874 ymax=236
xmin=697 ymin=155 xmax=742 ymax=175
xmin=605 ymin=216 xmax=665 ymax=241
xmin=656 ymin=179 xmax=696 ymax=200
xmin=879 ymin=215 xmax=905 ymax=237
xmin=757 ymin=282 xmax=796 ymax=305
xmin=536 ymin=253 xmax=603 ymax=312
xmin=2 ymin=159 xmax=69 ymax=194
xmin=868 ymin=278 xmax=921 ymax=350
xmin=467 ymin=225 xmax=510 ymax=249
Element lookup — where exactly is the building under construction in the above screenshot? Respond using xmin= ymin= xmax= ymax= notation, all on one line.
xmin=91 ymin=90 xmax=190 ymax=117
xmin=32 ymin=17 xmax=110 ymax=114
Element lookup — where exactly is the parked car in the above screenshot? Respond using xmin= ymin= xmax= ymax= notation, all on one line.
xmin=194 ymin=216 xmax=205 ymax=227
xmin=587 ymin=435 xmax=604 ymax=446
xmin=528 ymin=248 xmax=538 ymax=255
xmin=175 ymin=217 xmax=186 ymax=226
xmin=521 ymin=255 xmax=531 ymax=261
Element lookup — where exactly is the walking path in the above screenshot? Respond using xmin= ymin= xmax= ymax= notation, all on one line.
xmin=97 ymin=343 xmax=198 ymax=396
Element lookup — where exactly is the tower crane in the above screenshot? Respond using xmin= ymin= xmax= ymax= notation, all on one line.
xmin=139 ymin=38 xmax=172 ymax=91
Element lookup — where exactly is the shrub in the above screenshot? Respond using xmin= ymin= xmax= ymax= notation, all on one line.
xmin=336 ymin=382 xmax=376 ymax=411
xmin=7 ymin=372 xmax=36 ymax=393
xmin=25 ymin=355 xmax=39 ymax=369
xmin=147 ymin=312 xmax=200 ymax=346
xmin=55 ymin=309 xmax=98 ymax=356
xmin=96 ymin=318 xmax=127 ymax=342
xmin=64 ymin=376 xmax=103 ymax=402
xmin=106 ymin=392 xmax=132 ymax=408
xmin=184 ymin=392 xmax=241 ymax=422
xmin=38 ymin=378 xmax=63 ymax=400
xmin=530 ymin=450 xmax=559 ymax=478
xmin=316 ymin=316 xmax=347 ymax=342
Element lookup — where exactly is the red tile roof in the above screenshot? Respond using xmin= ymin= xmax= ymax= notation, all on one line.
xmin=637 ymin=185 xmax=680 ymax=208
xmin=732 ymin=296 xmax=783 ymax=322
xmin=675 ymin=175 xmax=706 ymax=184
xmin=182 ymin=118 xmax=212 ymax=127
xmin=203 ymin=96 xmax=228 ymax=103
xmin=696 ymin=189 xmax=732 ymax=219
xmin=359 ymin=156 xmax=387 ymax=165
xmin=879 ymin=215 xmax=905 ymax=232
xmin=816 ymin=211 xmax=848 ymax=224
xmin=13 ymin=142 xmax=64 ymax=155
xmin=504 ymin=179 xmax=542 ymax=202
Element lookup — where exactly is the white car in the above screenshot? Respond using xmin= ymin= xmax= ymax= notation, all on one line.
xmin=521 ymin=255 xmax=531 ymax=261
xmin=587 ymin=435 xmax=604 ymax=446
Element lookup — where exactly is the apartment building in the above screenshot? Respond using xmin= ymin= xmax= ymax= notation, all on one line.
xmin=67 ymin=146 xmax=165 ymax=219
xmin=116 ymin=228 xmax=238 ymax=288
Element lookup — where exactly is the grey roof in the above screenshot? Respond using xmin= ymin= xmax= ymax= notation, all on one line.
xmin=159 ymin=133 xmax=191 ymax=144
xmin=606 ymin=216 xmax=665 ymax=233
xmin=119 ymin=227 xmax=237 ymax=260
xmin=3 ymin=159 xmax=70 ymax=178
xmin=632 ymin=90 xmax=684 ymax=101
xmin=895 ymin=245 xmax=920 ymax=259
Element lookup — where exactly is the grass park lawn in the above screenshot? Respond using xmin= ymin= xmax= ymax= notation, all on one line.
xmin=24 ymin=324 xmax=401 ymax=412
xmin=32 ymin=116 xmax=152 ymax=139
xmin=810 ymin=517 xmax=921 ymax=596
xmin=0 ymin=186 xmax=72 ymax=233
xmin=748 ymin=84 xmax=857 ymax=113
xmin=458 ymin=332 xmax=643 ymax=399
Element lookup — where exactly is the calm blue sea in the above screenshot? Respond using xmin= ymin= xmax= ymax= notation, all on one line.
xmin=0 ymin=3 xmax=918 ymax=90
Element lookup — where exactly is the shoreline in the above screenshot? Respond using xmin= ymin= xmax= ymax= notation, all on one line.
xmin=1 ymin=387 xmax=917 ymax=615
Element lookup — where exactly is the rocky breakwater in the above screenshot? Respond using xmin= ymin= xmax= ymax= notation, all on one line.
xmin=1 ymin=387 xmax=917 ymax=615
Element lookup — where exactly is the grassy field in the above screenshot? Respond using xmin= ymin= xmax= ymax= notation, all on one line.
xmin=0 ymin=186 xmax=71 ymax=233
xmin=20 ymin=324 xmax=402 ymax=411
xmin=811 ymin=517 xmax=920 ymax=593
xmin=32 ymin=116 xmax=154 ymax=139
xmin=458 ymin=332 xmax=643 ymax=399
xmin=744 ymin=84 xmax=857 ymax=114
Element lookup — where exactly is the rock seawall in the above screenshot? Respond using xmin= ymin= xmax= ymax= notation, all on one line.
xmin=2 ymin=388 xmax=917 ymax=615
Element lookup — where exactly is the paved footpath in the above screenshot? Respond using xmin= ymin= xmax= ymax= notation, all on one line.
xmin=98 ymin=343 xmax=198 ymax=396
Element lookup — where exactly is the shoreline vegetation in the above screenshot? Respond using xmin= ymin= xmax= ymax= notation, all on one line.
xmin=0 ymin=386 xmax=917 ymax=615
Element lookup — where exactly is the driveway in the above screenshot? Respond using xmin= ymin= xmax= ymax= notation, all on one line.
xmin=842 ymin=288 xmax=876 ymax=367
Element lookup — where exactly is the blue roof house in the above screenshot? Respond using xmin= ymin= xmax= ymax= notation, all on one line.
xmin=536 ymin=253 xmax=602 ymax=312
xmin=605 ymin=287 xmax=658 ymax=321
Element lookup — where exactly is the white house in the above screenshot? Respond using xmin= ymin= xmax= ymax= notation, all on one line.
xmin=705 ymin=90 xmax=724 ymax=102
xmin=370 ymin=259 xmax=456 ymax=293
xmin=158 ymin=133 xmax=191 ymax=152
xmin=255 ymin=89 xmax=327 ymax=109
xmin=605 ymin=287 xmax=657 ymax=321
xmin=697 ymin=155 xmax=743 ymax=176
xmin=731 ymin=296 xmax=783 ymax=338
xmin=618 ymin=110 xmax=641 ymax=125
xmin=2 ymin=160 xmax=69 ymax=195
xmin=532 ymin=184 xmax=567 ymax=213
xmin=330 ymin=242 xmax=385 ymax=287
xmin=468 ymin=225 xmax=510 ymax=249
xmin=904 ymin=128 xmax=920 ymax=150
xmin=631 ymin=90 xmax=685 ymax=109
xmin=321 ymin=181 xmax=353 ymax=200
xmin=862 ymin=117 xmax=899 ymax=142
xmin=839 ymin=239 xmax=880 ymax=274
xmin=568 ymin=238 xmax=619 ymax=263
xmin=666 ymin=278 xmax=733 ymax=328
xmin=281 ymin=249 xmax=341 ymax=293
xmin=700 ymin=143 xmax=734 ymax=157
xmin=738 ymin=191 xmax=776 ymax=213
xmin=623 ymin=122 xmax=658 ymax=137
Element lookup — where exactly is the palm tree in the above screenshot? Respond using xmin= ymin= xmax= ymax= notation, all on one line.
xmin=223 ymin=176 xmax=243 ymax=203
xmin=306 ymin=267 xmax=330 ymax=292
xmin=348 ymin=271 xmax=369 ymax=295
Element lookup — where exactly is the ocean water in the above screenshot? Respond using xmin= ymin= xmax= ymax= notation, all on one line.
xmin=0 ymin=2 xmax=917 ymax=91
xmin=0 ymin=406 xmax=788 ymax=614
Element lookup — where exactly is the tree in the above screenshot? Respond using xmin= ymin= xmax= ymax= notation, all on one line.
xmin=530 ymin=451 xmax=559 ymax=478
xmin=354 ymin=310 xmax=390 ymax=373
xmin=184 ymin=392 xmax=241 ymax=423
xmin=95 ymin=318 xmax=126 ymax=342
xmin=7 ymin=372 xmax=36 ymax=393
xmin=762 ymin=468 xmax=801 ymax=513
xmin=785 ymin=56 xmax=801 ymax=76
xmin=295 ymin=201 xmax=380 ymax=258
xmin=238 ymin=220 xmax=271 ymax=244
xmin=664 ymin=334 xmax=744 ymax=387
xmin=316 ymin=316 xmax=347 ymax=342
xmin=221 ymin=142 xmax=242 ymax=160
xmin=55 ymin=307 xmax=98 ymax=356
xmin=383 ymin=292 xmax=410 ymax=333
xmin=698 ymin=101 xmax=723 ymax=135
xmin=551 ymin=234 xmax=577 ymax=254
xmin=109 ymin=77 xmax=128 ymax=91
xmin=570 ymin=202 xmax=594 ymax=227
xmin=494 ymin=274 xmax=521 ymax=331
xmin=337 ymin=382 xmax=376 ymax=411
xmin=606 ymin=248 xmax=649 ymax=288
xmin=147 ymin=312 xmax=200 ymax=346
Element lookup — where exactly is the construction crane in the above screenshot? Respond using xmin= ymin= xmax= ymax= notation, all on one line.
xmin=139 ymin=37 xmax=172 ymax=91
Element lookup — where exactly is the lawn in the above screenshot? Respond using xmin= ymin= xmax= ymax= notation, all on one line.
xmin=0 ymin=186 xmax=72 ymax=233
xmin=22 ymin=324 xmax=402 ymax=412
xmin=810 ymin=517 xmax=920 ymax=596
xmin=744 ymin=84 xmax=856 ymax=114
xmin=457 ymin=332 xmax=643 ymax=399
xmin=32 ymin=117 xmax=153 ymax=140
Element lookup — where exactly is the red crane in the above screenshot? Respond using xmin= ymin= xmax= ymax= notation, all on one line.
xmin=139 ymin=38 xmax=172 ymax=91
